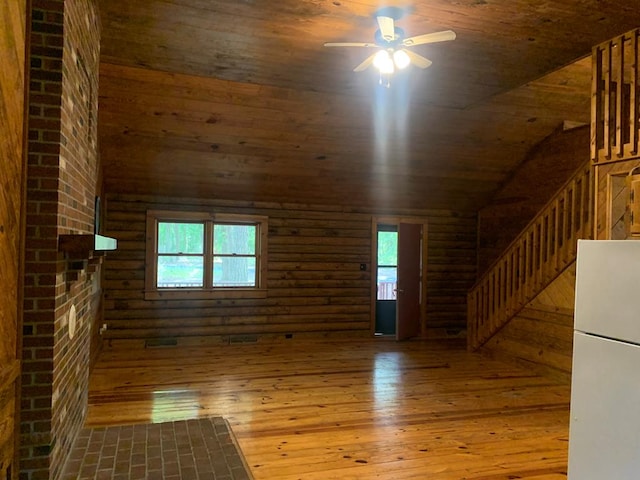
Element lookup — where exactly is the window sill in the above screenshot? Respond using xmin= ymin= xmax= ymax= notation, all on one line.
xmin=144 ymin=288 xmax=267 ymax=301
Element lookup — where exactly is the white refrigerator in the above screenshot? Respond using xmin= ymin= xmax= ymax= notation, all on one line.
xmin=568 ymin=240 xmax=640 ymax=479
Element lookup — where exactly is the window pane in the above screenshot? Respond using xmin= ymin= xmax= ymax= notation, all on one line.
xmin=213 ymin=224 xmax=256 ymax=255
xmin=213 ymin=256 xmax=256 ymax=287
xmin=377 ymin=231 xmax=397 ymax=265
xmin=377 ymin=266 xmax=397 ymax=300
xmin=158 ymin=222 xmax=204 ymax=254
xmin=157 ymin=255 xmax=204 ymax=288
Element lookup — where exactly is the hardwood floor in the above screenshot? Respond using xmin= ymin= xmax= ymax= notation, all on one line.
xmin=86 ymin=338 xmax=570 ymax=479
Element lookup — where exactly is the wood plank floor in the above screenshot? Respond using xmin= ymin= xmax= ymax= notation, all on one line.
xmin=86 ymin=338 xmax=570 ymax=479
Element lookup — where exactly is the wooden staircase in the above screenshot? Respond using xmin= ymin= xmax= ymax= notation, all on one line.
xmin=467 ymin=161 xmax=594 ymax=350
xmin=468 ymin=27 xmax=640 ymax=353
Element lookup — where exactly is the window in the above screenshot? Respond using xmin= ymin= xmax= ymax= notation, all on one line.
xmin=377 ymin=228 xmax=398 ymax=300
xmin=145 ymin=210 xmax=268 ymax=300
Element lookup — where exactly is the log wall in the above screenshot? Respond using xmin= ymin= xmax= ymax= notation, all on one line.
xmin=102 ymin=194 xmax=476 ymax=343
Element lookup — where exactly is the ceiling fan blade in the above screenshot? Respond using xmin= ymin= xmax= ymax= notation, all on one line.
xmin=403 ymin=49 xmax=432 ymax=69
xmin=353 ymin=52 xmax=378 ymax=72
xmin=402 ymin=30 xmax=456 ymax=47
xmin=324 ymin=42 xmax=377 ymax=48
xmin=376 ymin=15 xmax=395 ymax=42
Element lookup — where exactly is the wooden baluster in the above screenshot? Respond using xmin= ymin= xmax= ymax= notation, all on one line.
xmin=582 ymin=168 xmax=589 ymax=237
xmin=513 ymin=244 xmax=519 ymax=311
xmin=475 ymin=289 xmax=480 ymax=348
xmin=487 ymin=271 xmax=495 ymax=331
xmin=592 ymin=45 xmax=603 ymax=162
xmin=518 ymin=240 xmax=525 ymax=309
xmin=492 ymin=270 xmax=498 ymax=331
xmin=557 ymin=197 xmax=563 ymax=267
xmin=633 ymin=30 xmax=640 ymax=156
xmin=616 ymin=35 xmax=625 ymax=157
xmin=564 ymin=192 xmax=571 ymax=265
xmin=603 ymin=41 xmax=612 ymax=160
xmin=504 ymin=252 xmax=510 ymax=321
xmin=502 ymin=258 xmax=508 ymax=318
xmin=524 ymin=235 xmax=530 ymax=296
xmin=568 ymin=181 xmax=577 ymax=257
xmin=480 ymin=288 xmax=485 ymax=346
xmin=540 ymin=214 xmax=548 ymax=285
xmin=575 ymin=177 xmax=583 ymax=235
xmin=586 ymin=167 xmax=594 ymax=238
xmin=467 ymin=290 xmax=475 ymax=349
xmin=479 ymin=282 xmax=485 ymax=335
xmin=495 ymin=268 xmax=502 ymax=331
xmin=501 ymin=259 xmax=508 ymax=322
xmin=552 ymin=201 xmax=559 ymax=273
xmin=510 ymin=249 xmax=516 ymax=316
xmin=483 ymin=281 xmax=489 ymax=341
xmin=560 ymin=192 xmax=568 ymax=266
xmin=476 ymin=289 xmax=482 ymax=347
xmin=473 ymin=286 xmax=480 ymax=345
xmin=527 ymin=231 xmax=533 ymax=302
xmin=534 ymin=220 xmax=542 ymax=292
xmin=495 ymin=264 xmax=501 ymax=326
xmin=586 ymin=167 xmax=593 ymax=238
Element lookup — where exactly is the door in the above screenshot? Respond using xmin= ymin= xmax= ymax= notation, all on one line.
xmin=396 ymin=223 xmax=422 ymax=340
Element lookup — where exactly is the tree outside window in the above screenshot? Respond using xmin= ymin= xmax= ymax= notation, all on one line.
xmin=145 ymin=210 xmax=267 ymax=300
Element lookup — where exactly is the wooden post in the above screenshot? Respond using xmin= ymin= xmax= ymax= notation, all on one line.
xmin=616 ymin=35 xmax=624 ymax=157
xmin=592 ymin=45 xmax=602 ymax=162
xmin=603 ymin=41 xmax=612 ymax=160
xmin=633 ymin=31 xmax=640 ymax=156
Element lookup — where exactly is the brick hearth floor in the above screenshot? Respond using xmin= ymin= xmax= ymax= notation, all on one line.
xmin=61 ymin=417 xmax=252 ymax=479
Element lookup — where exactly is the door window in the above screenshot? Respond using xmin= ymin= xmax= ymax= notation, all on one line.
xmin=377 ymin=230 xmax=398 ymax=300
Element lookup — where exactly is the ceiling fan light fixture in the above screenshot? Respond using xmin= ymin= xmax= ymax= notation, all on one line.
xmin=324 ymin=12 xmax=456 ymax=79
xmin=373 ymin=49 xmax=394 ymax=74
xmin=393 ymin=49 xmax=410 ymax=69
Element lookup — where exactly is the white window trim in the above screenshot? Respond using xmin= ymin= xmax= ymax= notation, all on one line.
xmin=144 ymin=210 xmax=268 ymax=300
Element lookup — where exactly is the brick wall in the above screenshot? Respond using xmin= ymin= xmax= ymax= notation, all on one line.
xmin=1 ymin=0 xmax=28 ymax=478
xmin=21 ymin=1 xmax=100 ymax=479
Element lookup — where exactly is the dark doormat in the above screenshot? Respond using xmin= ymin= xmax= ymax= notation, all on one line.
xmin=61 ymin=417 xmax=253 ymax=480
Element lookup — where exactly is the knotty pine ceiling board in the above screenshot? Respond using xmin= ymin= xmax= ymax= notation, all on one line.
xmin=97 ymin=0 xmax=636 ymax=211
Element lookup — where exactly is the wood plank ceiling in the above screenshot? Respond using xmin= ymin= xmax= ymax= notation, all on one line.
xmin=97 ymin=0 xmax=639 ymax=211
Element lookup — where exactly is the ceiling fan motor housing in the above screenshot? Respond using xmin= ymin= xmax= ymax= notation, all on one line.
xmin=374 ymin=27 xmax=405 ymax=47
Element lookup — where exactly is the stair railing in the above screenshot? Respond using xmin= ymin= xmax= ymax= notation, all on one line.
xmin=468 ymin=161 xmax=594 ymax=350
xmin=591 ymin=28 xmax=640 ymax=164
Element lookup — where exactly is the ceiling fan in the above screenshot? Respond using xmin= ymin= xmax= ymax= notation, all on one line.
xmin=324 ymin=7 xmax=456 ymax=75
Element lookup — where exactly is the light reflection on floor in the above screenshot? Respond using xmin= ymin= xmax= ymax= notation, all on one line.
xmin=372 ymin=351 xmax=403 ymax=409
xmin=151 ymin=388 xmax=202 ymax=423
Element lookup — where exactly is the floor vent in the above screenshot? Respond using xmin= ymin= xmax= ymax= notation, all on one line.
xmin=229 ymin=334 xmax=259 ymax=344
xmin=145 ymin=337 xmax=178 ymax=348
